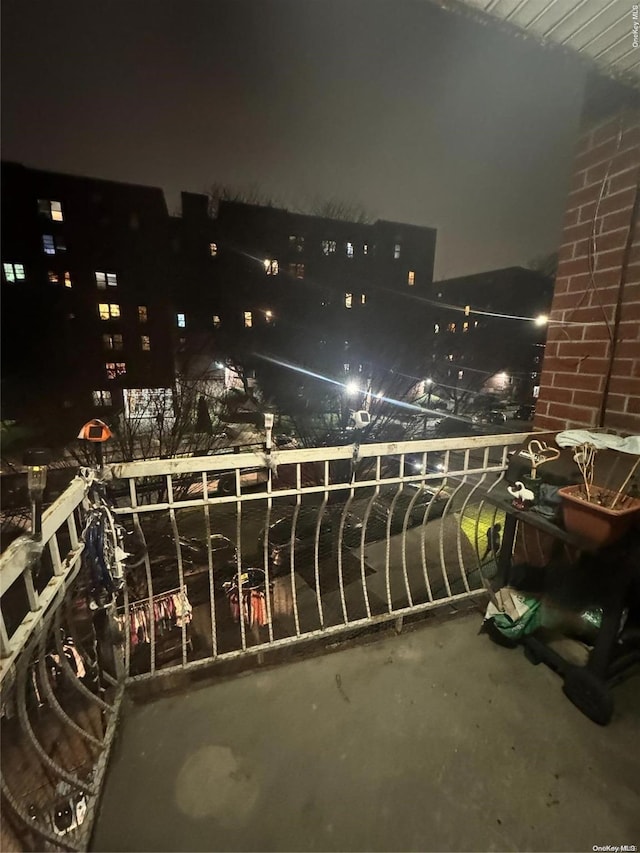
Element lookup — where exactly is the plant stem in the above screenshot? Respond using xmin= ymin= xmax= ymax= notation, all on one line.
xmin=610 ymin=456 xmax=640 ymax=509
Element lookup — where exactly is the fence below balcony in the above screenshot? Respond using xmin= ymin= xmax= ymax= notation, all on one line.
xmin=0 ymin=432 xmax=528 ymax=850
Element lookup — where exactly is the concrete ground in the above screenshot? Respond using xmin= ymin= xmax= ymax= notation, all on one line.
xmin=92 ymin=612 xmax=640 ymax=853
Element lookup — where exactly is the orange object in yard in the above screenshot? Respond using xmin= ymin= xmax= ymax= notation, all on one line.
xmin=77 ymin=419 xmax=112 ymax=443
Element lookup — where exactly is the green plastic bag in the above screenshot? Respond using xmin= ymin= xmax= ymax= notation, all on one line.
xmin=485 ymin=589 xmax=543 ymax=641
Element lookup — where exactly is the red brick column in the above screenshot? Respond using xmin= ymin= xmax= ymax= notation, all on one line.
xmin=534 ymin=107 xmax=640 ymax=435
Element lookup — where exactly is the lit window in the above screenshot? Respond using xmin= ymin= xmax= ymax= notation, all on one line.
xmin=289 ymin=236 xmax=304 ymax=253
xmin=103 ymin=333 xmax=123 ymax=351
xmin=322 ymin=240 xmax=336 ymax=255
xmin=92 ymin=390 xmax=112 ymax=406
xmin=42 ymin=234 xmax=65 ymax=254
xmin=141 ymin=335 xmax=151 ymax=351
xmin=96 ymin=271 xmax=117 ymax=288
xmin=458 ymin=370 xmax=464 ymax=380
xmin=462 ymin=322 xmax=469 ymax=332
xmin=265 ymin=310 xmax=274 ymax=323
xmin=210 ymin=242 xmax=218 ymax=257
xmin=447 ymin=354 xmax=454 ymax=361
xmin=38 ymin=200 xmax=64 ymax=221
xmin=213 ymin=314 xmax=221 ymax=328
xmin=346 ymin=242 xmax=354 ymax=258
xmin=474 ymin=320 xmax=479 ymax=328
xmin=177 ymin=313 xmax=186 ymax=328
xmin=394 ymin=243 xmax=401 ymax=259
xmin=407 ymin=271 xmax=415 ymax=286
xmin=98 ymin=303 xmax=120 ymax=320
xmin=3 ymin=262 xmax=25 ymax=282
xmin=244 ymin=311 xmax=252 ymax=328
xmin=345 ymin=293 xmax=353 ymax=309
xmin=264 ymin=259 xmax=279 ymax=275
xmin=358 ymin=364 xmax=363 ymax=373
xmin=288 ymin=263 xmax=304 ymax=279
xmin=344 ymin=363 xmax=350 ymax=372
xmin=138 ymin=305 xmax=148 ymax=323
xmin=361 ymin=294 xmax=366 ymax=305
xmin=464 ymin=304 xmax=470 ymax=316
xmin=447 ymin=323 xmax=456 ymax=332
xmin=104 ymin=362 xmax=127 ymax=379
xmin=434 ymin=323 xmax=440 ymax=334
xmin=48 ymin=271 xmax=59 ymax=284
xmin=64 ymin=272 xmax=72 ymax=288
xmin=363 ymin=244 xmax=368 ymax=255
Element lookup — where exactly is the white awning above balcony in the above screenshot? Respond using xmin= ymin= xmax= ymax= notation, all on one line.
xmin=439 ymin=0 xmax=640 ymax=89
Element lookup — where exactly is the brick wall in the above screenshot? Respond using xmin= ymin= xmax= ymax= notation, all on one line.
xmin=534 ymin=106 xmax=640 ymax=435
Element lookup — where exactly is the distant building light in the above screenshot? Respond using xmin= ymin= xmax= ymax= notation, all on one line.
xmin=346 ymin=242 xmax=354 ymax=258
xmin=4 ymin=263 xmax=25 ymax=282
xmin=244 ymin=311 xmax=252 ymax=328
xmin=264 ymin=259 xmax=279 ymax=275
xmin=407 ymin=270 xmax=415 ymax=286
xmin=38 ymin=199 xmax=63 ymax=221
xmin=394 ymin=243 xmax=401 ymax=259
xmin=345 ymin=293 xmax=353 ymax=309
xmin=210 ymin=242 xmax=218 ymax=256
xmin=464 ymin=304 xmax=470 ymax=316
xmin=177 ymin=313 xmax=186 ymax=328
xmin=213 ymin=314 xmax=221 ymax=328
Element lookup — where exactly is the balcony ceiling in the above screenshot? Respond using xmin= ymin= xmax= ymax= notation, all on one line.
xmin=439 ymin=0 xmax=640 ymax=89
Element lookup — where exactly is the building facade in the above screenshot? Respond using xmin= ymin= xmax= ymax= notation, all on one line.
xmin=1 ymin=164 xmax=438 ymax=440
xmin=1 ymin=162 xmax=176 ymax=441
xmin=429 ymin=267 xmax=554 ymax=411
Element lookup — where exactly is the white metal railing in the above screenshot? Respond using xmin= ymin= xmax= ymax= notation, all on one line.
xmin=0 ymin=432 xmax=528 ymax=850
xmin=108 ymin=433 xmax=526 ymax=680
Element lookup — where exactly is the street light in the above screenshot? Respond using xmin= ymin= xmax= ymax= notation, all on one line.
xmin=534 ymin=314 xmax=548 ymax=326
xmin=346 ymin=381 xmax=360 ymax=396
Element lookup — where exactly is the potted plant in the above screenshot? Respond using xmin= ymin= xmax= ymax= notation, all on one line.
xmin=555 ymin=430 xmax=640 ymax=546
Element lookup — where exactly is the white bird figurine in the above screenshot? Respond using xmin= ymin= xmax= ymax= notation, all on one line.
xmin=507 ymin=481 xmax=535 ymax=507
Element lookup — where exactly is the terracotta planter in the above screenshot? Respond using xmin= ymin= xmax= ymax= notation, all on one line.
xmin=558 ymin=485 xmax=640 ymax=547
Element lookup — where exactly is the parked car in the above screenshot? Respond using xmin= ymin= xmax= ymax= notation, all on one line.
xmin=515 ymin=404 xmax=535 ymax=421
xmin=471 ymin=410 xmax=507 ymax=426
xmin=370 ymin=483 xmax=449 ymax=534
xmin=143 ymin=533 xmax=238 ymax=598
xmin=257 ymin=507 xmax=364 ymax=572
xmin=216 ymin=466 xmax=269 ymax=495
xmin=274 ymin=433 xmax=299 ymax=448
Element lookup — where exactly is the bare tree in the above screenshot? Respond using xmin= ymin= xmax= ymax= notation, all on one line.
xmin=301 ymin=194 xmax=374 ymax=224
xmin=207 ymin=182 xmax=285 ymax=217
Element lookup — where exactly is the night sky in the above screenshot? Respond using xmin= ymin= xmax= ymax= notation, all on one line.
xmin=2 ymin=0 xmax=587 ymax=278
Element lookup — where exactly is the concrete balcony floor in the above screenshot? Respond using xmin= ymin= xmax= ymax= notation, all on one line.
xmin=92 ymin=611 xmax=640 ymax=852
